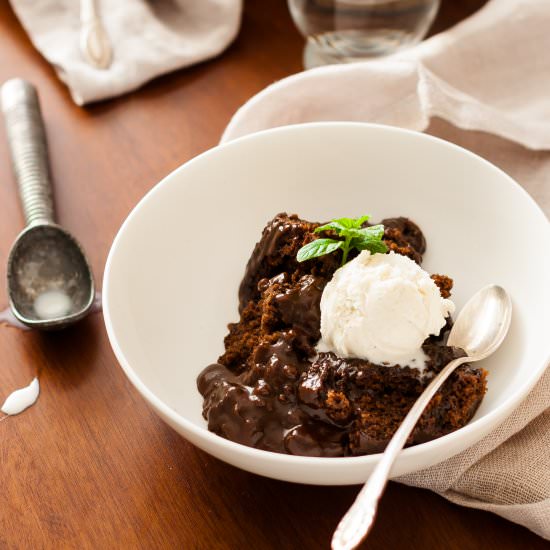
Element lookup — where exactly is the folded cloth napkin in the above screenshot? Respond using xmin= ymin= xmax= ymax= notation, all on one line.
xmin=10 ymin=0 xmax=242 ymax=105
xmin=222 ymin=0 xmax=550 ymax=540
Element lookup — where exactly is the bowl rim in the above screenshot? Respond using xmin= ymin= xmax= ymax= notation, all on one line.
xmin=103 ymin=121 xmax=550 ymax=468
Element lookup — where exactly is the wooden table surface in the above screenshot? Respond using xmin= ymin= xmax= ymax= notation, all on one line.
xmin=0 ymin=1 xmax=546 ymax=548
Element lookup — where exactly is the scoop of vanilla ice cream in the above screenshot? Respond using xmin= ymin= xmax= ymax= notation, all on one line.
xmin=319 ymin=251 xmax=455 ymax=368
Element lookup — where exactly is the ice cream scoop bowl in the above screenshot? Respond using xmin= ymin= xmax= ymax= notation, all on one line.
xmin=2 ymin=79 xmax=94 ymax=329
xmin=7 ymin=224 xmax=95 ymax=329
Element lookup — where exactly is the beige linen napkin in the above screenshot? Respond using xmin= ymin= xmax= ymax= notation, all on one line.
xmin=222 ymin=0 xmax=550 ymax=540
xmin=10 ymin=0 xmax=242 ymax=105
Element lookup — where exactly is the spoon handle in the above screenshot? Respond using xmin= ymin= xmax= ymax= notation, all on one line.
xmin=332 ymin=355 xmax=470 ymax=550
xmin=1 ymin=79 xmax=55 ymax=227
xmin=80 ymin=0 xmax=112 ymax=70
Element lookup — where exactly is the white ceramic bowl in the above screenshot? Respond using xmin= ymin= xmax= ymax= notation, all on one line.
xmin=103 ymin=123 xmax=550 ymax=485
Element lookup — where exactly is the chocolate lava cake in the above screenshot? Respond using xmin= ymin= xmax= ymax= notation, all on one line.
xmin=197 ymin=214 xmax=487 ymax=457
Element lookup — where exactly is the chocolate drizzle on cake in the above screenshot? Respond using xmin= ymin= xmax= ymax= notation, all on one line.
xmin=197 ymin=213 xmax=487 ymax=457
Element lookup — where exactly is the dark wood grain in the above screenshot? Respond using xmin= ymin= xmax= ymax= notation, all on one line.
xmin=0 ymin=1 xmax=545 ymax=549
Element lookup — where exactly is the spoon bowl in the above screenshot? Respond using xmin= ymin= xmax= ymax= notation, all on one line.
xmin=448 ymin=284 xmax=513 ymax=360
xmin=8 ymin=224 xmax=95 ymax=330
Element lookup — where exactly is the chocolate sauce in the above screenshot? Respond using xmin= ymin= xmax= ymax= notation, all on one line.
xmin=382 ymin=217 xmax=426 ymax=264
xmin=238 ymin=213 xmax=339 ymax=313
xmin=197 ymin=344 xmax=482 ymax=457
xmin=238 ymin=214 xmax=308 ymax=312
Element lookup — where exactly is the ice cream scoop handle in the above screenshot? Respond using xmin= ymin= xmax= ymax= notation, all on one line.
xmin=332 ymin=355 xmax=470 ymax=550
xmin=1 ymin=79 xmax=55 ymax=227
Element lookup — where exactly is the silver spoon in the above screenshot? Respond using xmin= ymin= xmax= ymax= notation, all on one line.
xmin=80 ymin=0 xmax=113 ymax=70
xmin=1 ymin=79 xmax=95 ymax=330
xmin=332 ymin=284 xmax=512 ymax=550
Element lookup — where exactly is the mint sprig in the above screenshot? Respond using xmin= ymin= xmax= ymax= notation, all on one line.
xmin=296 ymin=215 xmax=388 ymax=266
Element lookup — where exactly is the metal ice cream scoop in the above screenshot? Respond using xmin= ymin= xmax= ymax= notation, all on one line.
xmin=1 ymin=79 xmax=95 ymax=330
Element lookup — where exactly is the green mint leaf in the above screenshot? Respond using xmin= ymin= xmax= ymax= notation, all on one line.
xmin=350 ymin=226 xmax=388 ymax=254
xmin=337 ymin=227 xmax=366 ymax=239
xmin=314 ymin=215 xmax=371 ymax=234
xmin=351 ymin=215 xmax=371 ymax=228
xmin=332 ymin=217 xmax=360 ymax=229
xmin=298 ymin=215 xmax=385 ymax=265
xmin=296 ymin=239 xmax=343 ymax=262
xmin=315 ymin=221 xmax=346 ymax=234
xmin=352 ymin=238 xmax=388 ymax=254
xmin=333 ymin=225 xmax=382 ymax=241
xmin=357 ymin=224 xmax=385 ymax=239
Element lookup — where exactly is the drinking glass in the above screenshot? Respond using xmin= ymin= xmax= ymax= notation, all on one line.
xmin=288 ymin=0 xmax=440 ymax=68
